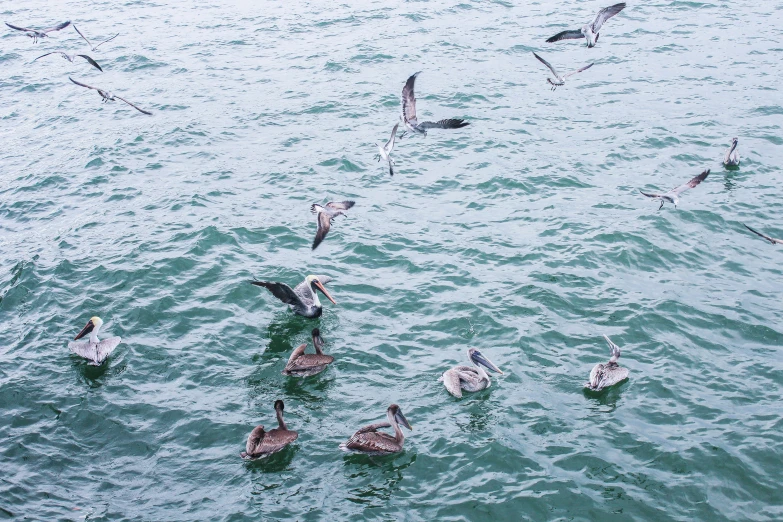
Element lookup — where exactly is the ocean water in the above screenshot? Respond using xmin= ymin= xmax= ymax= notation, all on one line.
xmin=1 ymin=0 xmax=782 ymax=520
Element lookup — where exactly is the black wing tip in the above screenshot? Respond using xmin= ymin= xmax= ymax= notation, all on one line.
xmin=249 ymin=279 xmax=268 ymax=287
xmin=343 ymin=201 xmax=356 ymax=209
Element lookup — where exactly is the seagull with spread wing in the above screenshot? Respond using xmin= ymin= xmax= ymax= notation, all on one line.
xmin=640 ymin=169 xmax=710 ymax=210
xmin=533 ymin=52 xmax=594 ymax=90
xmin=744 ymin=224 xmax=783 ymax=245
xmin=5 ymin=20 xmax=70 ymax=43
xmin=34 ymin=51 xmax=103 ymax=72
xmin=546 ymin=3 xmax=626 ymax=48
xmin=375 ymin=123 xmax=399 ymax=176
xmin=311 ymin=201 xmax=355 ymax=250
xmin=69 ymin=77 xmax=152 ymax=115
xmin=73 ymin=24 xmax=119 ymax=51
xmin=401 ymin=72 xmax=469 ymax=137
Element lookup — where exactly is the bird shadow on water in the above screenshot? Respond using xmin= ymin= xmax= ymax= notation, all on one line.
xmin=582 ymin=379 xmax=630 ymax=412
xmin=722 ymin=170 xmax=741 ymax=192
xmin=243 ymin=444 xmax=297 ymax=473
xmin=282 ymin=373 xmax=333 ymax=404
xmin=264 ymin=315 xmax=321 ymax=354
xmin=72 ymin=357 xmax=127 ymax=388
xmin=343 ymin=453 xmax=417 ymax=505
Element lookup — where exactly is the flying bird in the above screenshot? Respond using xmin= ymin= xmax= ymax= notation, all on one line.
xmin=282 ymin=328 xmax=334 ymax=377
xmin=640 ymin=169 xmax=710 ymax=210
xmin=533 ymin=52 xmax=594 ymax=90
xmin=73 ymin=24 xmax=119 ymax=51
xmin=67 ymin=316 xmax=122 ymax=366
xmin=439 ymin=348 xmax=503 ymax=398
xmin=5 ymin=20 xmax=70 ymax=43
xmin=69 ymin=77 xmax=152 ymax=115
xmin=401 ymin=72 xmax=469 ymax=137
xmin=340 ymin=404 xmax=413 ymax=455
xmin=311 ymin=200 xmax=354 ymax=250
xmin=585 ymin=335 xmax=629 ymax=391
xmin=375 ymin=123 xmax=399 ymax=176
xmin=240 ymin=400 xmax=298 ymax=459
xmin=743 ymin=224 xmax=783 ymax=245
xmin=250 ymin=274 xmax=336 ymax=318
xmin=723 ymin=137 xmax=740 ymax=167
xmin=546 ymin=3 xmax=626 ymax=48
xmin=34 ymin=51 xmax=103 ymax=72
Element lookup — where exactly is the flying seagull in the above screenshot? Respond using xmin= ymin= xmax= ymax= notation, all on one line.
xmin=640 ymin=169 xmax=710 ymax=210
xmin=375 ymin=123 xmax=398 ymax=176
xmin=401 ymin=72 xmax=469 ymax=137
xmin=311 ymin=201 xmax=354 ymax=250
xmin=73 ymin=24 xmax=119 ymax=51
xmin=34 ymin=51 xmax=103 ymax=72
xmin=69 ymin=77 xmax=152 ymax=115
xmin=533 ymin=52 xmax=594 ymax=90
xmin=546 ymin=3 xmax=626 ymax=48
xmin=723 ymin=137 xmax=740 ymax=167
xmin=744 ymin=224 xmax=783 ymax=245
xmin=5 ymin=20 xmax=70 ymax=43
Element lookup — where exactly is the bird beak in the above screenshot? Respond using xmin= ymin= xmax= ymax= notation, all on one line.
xmin=74 ymin=320 xmax=95 ymax=340
xmin=314 ymin=280 xmax=337 ymax=304
xmin=395 ymin=410 xmax=413 ymax=431
xmin=474 ymin=351 xmax=503 ymax=374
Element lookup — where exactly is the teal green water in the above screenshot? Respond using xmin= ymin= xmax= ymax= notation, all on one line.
xmin=1 ymin=1 xmax=782 ymax=520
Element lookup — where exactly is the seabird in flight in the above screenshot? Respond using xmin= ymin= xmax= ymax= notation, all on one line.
xmin=69 ymin=76 xmax=152 ymax=115
xmin=375 ymin=123 xmax=399 ymax=176
xmin=311 ymin=201 xmax=355 ymax=250
xmin=546 ymin=3 xmax=626 ymax=48
xmin=743 ymin=224 xmax=783 ymax=245
xmin=73 ymin=24 xmax=119 ymax=51
xmin=34 ymin=51 xmax=103 ymax=72
xmin=640 ymin=169 xmax=710 ymax=210
xmin=533 ymin=52 xmax=594 ymax=90
xmin=401 ymin=72 xmax=469 ymax=137
xmin=5 ymin=20 xmax=70 ymax=43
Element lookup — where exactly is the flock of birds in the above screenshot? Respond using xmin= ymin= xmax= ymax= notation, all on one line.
xmin=8 ymin=2 xmax=781 ymax=460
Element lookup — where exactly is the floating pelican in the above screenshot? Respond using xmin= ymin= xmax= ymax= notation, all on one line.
xmin=340 ymin=404 xmax=412 ymax=455
xmin=723 ymin=137 xmax=740 ymax=167
xmin=640 ymin=169 xmax=710 ymax=210
xmin=5 ymin=20 xmax=70 ymax=43
xmin=69 ymin=76 xmax=152 ymax=115
xmin=586 ymin=335 xmax=629 ymax=391
xmin=250 ymin=275 xmax=336 ymax=318
xmin=311 ymin=201 xmax=355 ymax=250
xmin=744 ymin=224 xmax=783 ymax=245
xmin=533 ymin=52 xmax=594 ymax=91
xmin=34 ymin=51 xmax=103 ymax=72
xmin=546 ymin=3 xmax=626 ymax=48
xmin=283 ymin=328 xmax=334 ymax=377
xmin=73 ymin=24 xmax=119 ymax=52
xmin=67 ymin=316 xmax=121 ymax=366
xmin=401 ymin=72 xmax=469 ymax=137
xmin=439 ymin=348 xmax=503 ymax=398
xmin=375 ymin=123 xmax=399 ymax=176
xmin=240 ymin=400 xmax=298 ymax=459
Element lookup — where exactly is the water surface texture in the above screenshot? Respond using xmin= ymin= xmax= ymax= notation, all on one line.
xmin=1 ymin=0 xmax=782 ymax=520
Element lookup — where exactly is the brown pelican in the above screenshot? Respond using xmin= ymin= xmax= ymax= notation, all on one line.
xmin=240 ymin=400 xmax=298 ymax=459
xmin=311 ymin=201 xmax=355 ymax=250
xmin=439 ymin=348 xmax=503 ymax=398
xmin=5 ymin=20 xmax=70 ymax=43
xmin=69 ymin=77 xmax=152 ymax=115
xmin=34 ymin=51 xmax=103 ymax=72
xmin=375 ymin=123 xmax=399 ymax=176
xmin=546 ymin=3 xmax=626 ymax=48
xmin=533 ymin=52 xmax=594 ymax=91
xmin=640 ymin=169 xmax=710 ymax=210
xmin=340 ymin=404 xmax=412 ymax=455
xmin=283 ymin=328 xmax=334 ymax=377
xmin=73 ymin=24 xmax=119 ymax=52
xmin=250 ymin=275 xmax=336 ymax=318
xmin=744 ymin=224 xmax=783 ymax=245
xmin=723 ymin=137 xmax=740 ymax=167
xmin=67 ymin=316 xmax=121 ymax=366
xmin=586 ymin=335 xmax=629 ymax=391
xmin=401 ymin=72 xmax=469 ymax=137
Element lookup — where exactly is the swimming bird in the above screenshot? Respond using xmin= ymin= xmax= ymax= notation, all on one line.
xmin=69 ymin=76 xmax=152 ymax=115
xmin=250 ymin=275 xmax=336 ymax=318
xmin=400 ymin=72 xmax=469 ymax=137
xmin=67 ymin=316 xmax=121 ymax=366
xmin=585 ymin=335 xmax=629 ymax=391
xmin=5 ymin=20 xmax=70 ymax=43
xmin=533 ymin=52 xmax=594 ymax=91
xmin=439 ymin=348 xmax=503 ymax=398
xmin=340 ymin=404 xmax=412 ymax=455
xmin=723 ymin=137 xmax=740 ymax=167
xmin=640 ymin=169 xmax=710 ymax=210
xmin=33 ymin=51 xmax=103 ymax=72
xmin=375 ymin=123 xmax=399 ymax=176
xmin=240 ymin=400 xmax=298 ymax=459
xmin=744 ymin=224 xmax=783 ymax=245
xmin=73 ymin=24 xmax=119 ymax=51
xmin=283 ymin=328 xmax=334 ymax=377
xmin=546 ymin=3 xmax=626 ymax=48
xmin=311 ymin=201 xmax=355 ymax=250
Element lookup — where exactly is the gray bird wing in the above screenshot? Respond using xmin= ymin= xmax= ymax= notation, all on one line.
xmin=43 ymin=21 xmax=71 ymax=33
xmin=312 ymin=211 xmax=332 ymax=250
xmin=257 ymin=428 xmax=298 ymax=454
xmin=533 ymin=52 xmax=560 ymax=78
xmin=668 ymin=169 xmax=709 ymax=196
xmin=441 ymin=368 xmax=464 ymax=398
xmin=250 ymin=280 xmax=305 ymax=307
xmin=592 ymin=3 xmax=626 ymax=33
xmin=285 ymin=353 xmax=334 ymax=373
xmin=77 ymin=54 xmax=103 ymax=72
xmin=326 ymin=201 xmax=355 ymax=211
xmin=94 ymin=33 xmax=119 ymax=49
xmin=96 ymin=337 xmax=121 ymax=363
xmin=418 ymin=119 xmax=469 ymax=129
xmin=545 ymin=29 xmax=585 ymax=43
xmin=245 ymin=425 xmax=266 ymax=456
xmin=402 ymin=72 xmax=421 ymax=125
xmin=69 ymin=76 xmax=98 ymax=91
xmin=639 ymin=190 xmax=662 ymax=199
xmin=73 ymin=24 xmax=92 ymax=48
xmin=5 ymin=22 xmax=33 ymax=32
xmin=114 ymin=95 xmax=152 ymax=115
xmin=33 ymin=51 xmax=64 ymax=62
xmin=284 ymin=343 xmax=308 ymax=370
xmin=744 ymin=224 xmax=783 ymax=245
xmin=563 ymin=62 xmax=594 ymax=79
xmin=385 ymin=122 xmax=399 ymax=152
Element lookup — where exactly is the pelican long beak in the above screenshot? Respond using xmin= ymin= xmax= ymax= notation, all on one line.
xmin=314 ymin=280 xmax=336 ymax=305
xmin=74 ymin=320 xmax=95 ymax=340
xmin=473 ymin=351 xmax=503 ymax=374
xmin=395 ymin=410 xmax=413 ymax=431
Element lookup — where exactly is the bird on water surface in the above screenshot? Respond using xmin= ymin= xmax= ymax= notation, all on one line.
xmin=240 ymin=400 xmax=298 ymax=459
xmin=282 ymin=328 xmax=334 ymax=377
xmin=440 ymin=348 xmax=503 ymax=398
xmin=723 ymin=137 xmax=740 ymax=167
xmin=340 ymin=404 xmax=413 ymax=455
xmin=585 ymin=335 xmax=629 ymax=391
xmin=250 ymin=274 xmax=336 ymax=318
xmin=68 ymin=316 xmax=121 ymax=366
